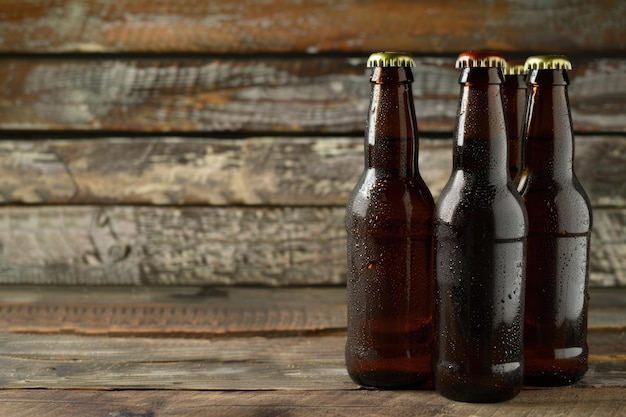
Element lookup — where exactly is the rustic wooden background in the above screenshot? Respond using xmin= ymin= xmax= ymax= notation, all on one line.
xmin=0 ymin=0 xmax=624 ymax=288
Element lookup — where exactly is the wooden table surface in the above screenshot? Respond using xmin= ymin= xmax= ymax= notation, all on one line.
xmin=0 ymin=286 xmax=624 ymax=416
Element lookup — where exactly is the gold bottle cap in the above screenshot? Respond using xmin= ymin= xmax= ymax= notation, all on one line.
xmin=367 ymin=52 xmax=416 ymax=68
xmin=525 ymin=55 xmax=572 ymax=70
xmin=504 ymin=60 xmax=528 ymax=75
xmin=456 ymin=51 xmax=506 ymax=68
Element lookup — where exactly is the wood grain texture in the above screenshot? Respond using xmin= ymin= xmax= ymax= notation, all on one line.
xmin=0 ymin=205 xmax=345 ymax=286
xmin=0 ymin=0 xmax=624 ymax=54
xmin=0 ymin=288 xmax=623 ymax=415
xmin=0 ymin=286 xmax=347 ymax=336
xmin=0 ymin=136 xmax=623 ymax=206
xmin=0 ymin=206 xmax=623 ymax=287
xmin=0 ymin=136 xmax=441 ymax=205
xmin=1 ymin=388 xmax=626 ymax=417
xmin=0 ymin=333 xmax=354 ymax=391
xmin=0 ymin=332 xmax=623 ymax=390
xmin=0 ymin=286 xmax=621 ymax=335
xmin=0 ymin=57 xmax=624 ymax=132
xmin=0 ymin=56 xmax=446 ymax=132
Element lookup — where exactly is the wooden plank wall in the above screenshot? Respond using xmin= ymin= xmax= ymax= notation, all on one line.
xmin=0 ymin=0 xmax=624 ymax=287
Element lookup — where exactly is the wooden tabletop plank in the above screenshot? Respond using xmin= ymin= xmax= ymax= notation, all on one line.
xmin=0 ymin=287 xmax=622 ymax=335
xmin=0 ymin=333 xmax=352 ymax=390
xmin=0 ymin=57 xmax=623 ymax=133
xmin=0 ymin=0 xmax=624 ymax=54
xmin=0 ymin=333 xmax=623 ymax=391
xmin=0 ymin=388 xmax=625 ymax=417
xmin=0 ymin=136 xmax=622 ymax=207
xmin=0 ymin=206 xmax=623 ymax=287
xmin=0 ymin=287 xmax=347 ymax=336
xmin=0 ymin=287 xmax=623 ymax=414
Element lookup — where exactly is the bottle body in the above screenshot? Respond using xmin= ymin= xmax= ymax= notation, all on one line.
xmin=519 ymin=64 xmax=592 ymax=386
xmin=435 ymin=200 xmax=526 ymax=401
xmin=434 ymin=60 xmax=527 ymax=403
xmin=345 ymin=58 xmax=435 ymax=389
xmin=346 ymin=170 xmax=434 ymax=388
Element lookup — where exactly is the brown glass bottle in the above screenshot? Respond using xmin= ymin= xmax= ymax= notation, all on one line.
xmin=434 ymin=52 xmax=528 ymax=403
xmin=345 ymin=52 xmax=435 ymax=389
xmin=518 ymin=56 xmax=592 ymax=387
xmin=502 ymin=60 xmax=528 ymax=182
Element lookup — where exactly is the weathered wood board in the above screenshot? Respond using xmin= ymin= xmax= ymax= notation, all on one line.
xmin=0 ymin=57 xmax=624 ymax=132
xmin=0 ymin=286 xmax=621 ymax=335
xmin=0 ymin=286 xmax=623 ymax=391
xmin=0 ymin=136 xmax=376 ymax=206
xmin=0 ymin=334 xmax=623 ymax=391
xmin=0 ymin=136 xmax=622 ymax=206
xmin=0 ymin=0 xmax=623 ymax=293
xmin=0 ymin=0 xmax=624 ymax=54
xmin=1 ymin=388 xmax=625 ymax=417
xmin=0 ymin=206 xmax=623 ymax=286
xmin=0 ymin=286 xmax=348 ymax=336
xmin=0 ymin=287 xmax=623 ymax=416
xmin=0 ymin=205 xmax=346 ymax=286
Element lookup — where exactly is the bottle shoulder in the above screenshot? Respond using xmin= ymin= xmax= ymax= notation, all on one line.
xmin=520 ymin=174 xmax=591 ymax=209
xmin=436 ymin=171 xmax=525 ymax=211
xmin=434 ymin=171 xmax=527 ymax=238
xmin=347 ymin=169 xmax=434 ymax=207
xmin=521 ymin=178 xmax=592 ymax=233
xmin=346 ymin=170 xmax=435 ymax=235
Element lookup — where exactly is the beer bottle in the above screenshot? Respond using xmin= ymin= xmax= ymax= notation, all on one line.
xmin=502 ymin=60 xmax=528 ymax=182
xmin=345 ymin=52 xmax=435 ymax=389
xmin=518 ymin=55 xmax=592 ymax=386
xmin=434 ymin=52 xmax=528 ymax=403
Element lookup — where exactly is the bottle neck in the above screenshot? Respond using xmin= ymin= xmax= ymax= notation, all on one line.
xmin=502 ymin=74 xmax=528 ymax=181
xmin=524 ymin=69 xmax=574 ymax=178
xmin=365 ymin=67 xmax=418 ymax=177
xmin=502 ymin=75 xmax=527 ymax=116
xmin=452 ymin=67 xmax=508 ymax=180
